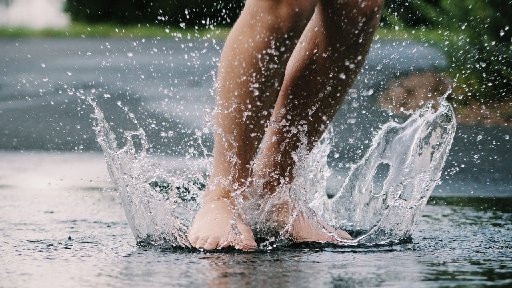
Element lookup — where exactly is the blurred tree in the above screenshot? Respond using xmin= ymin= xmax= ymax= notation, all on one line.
xmin=64 ymin=0 xmax=244 ymax=27
xmin=383 ymin=0 xmax=512 ymax=103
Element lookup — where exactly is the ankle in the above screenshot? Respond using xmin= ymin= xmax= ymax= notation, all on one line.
xmin=202 ymin=192 xmax=233 ymax=204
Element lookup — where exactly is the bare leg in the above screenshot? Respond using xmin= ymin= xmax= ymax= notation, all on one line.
xmin=252 ymin=0 xmax=383 ymax=242
xmin=188 ymin=0 xmax=318 ymax=250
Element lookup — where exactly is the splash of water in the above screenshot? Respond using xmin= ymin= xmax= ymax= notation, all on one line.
xmin=89 ymin=98 xmax=205 ymax=246
xmin=89 ymin=96 xmax=455 ymax=248
xmin=311 ymin=98 xmax=456 ymax=245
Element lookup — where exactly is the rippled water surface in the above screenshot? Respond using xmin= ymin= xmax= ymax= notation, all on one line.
xmin=1 ymin=39 xmax=511 ymax=287
xmin=1 ymin=152 xmax=511 ymax=287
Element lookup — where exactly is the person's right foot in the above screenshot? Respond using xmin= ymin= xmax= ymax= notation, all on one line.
xmin=187 ymin=199 xmax=257 ymax=251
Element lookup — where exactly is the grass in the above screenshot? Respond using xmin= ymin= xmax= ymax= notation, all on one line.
xmin=0 ymin=22 xmax=230 ymax=39
xmin=0 ymin=21 xmax=450 ymax=43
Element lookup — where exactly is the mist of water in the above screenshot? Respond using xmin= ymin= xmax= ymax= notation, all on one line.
xmin=87 ymin=94 xmax=456 ymax=248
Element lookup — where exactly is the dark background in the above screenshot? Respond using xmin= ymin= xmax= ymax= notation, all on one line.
xmin=64 ymin=0 xmax=512 ymax=103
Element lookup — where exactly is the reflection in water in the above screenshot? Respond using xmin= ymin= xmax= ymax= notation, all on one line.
xmin=204 ymin=253 xmax=291 ymax=288
xmin=114 ymin=247 xmax=426 ymax=287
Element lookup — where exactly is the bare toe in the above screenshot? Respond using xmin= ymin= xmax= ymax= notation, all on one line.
xmin=188 ymin=235 xmax=199 ymax=247
xmin=334 ymin=230 xmax=352 ymax=240
xmin=195 ymin=237 xmax=208 ymax=249
xmin=239 ymin=238 xmax=257 ymax=251
xmin=187 ymin=199 xmax=256 ymax=251
xmin=204 ymin=237 xmax=220 ymax=250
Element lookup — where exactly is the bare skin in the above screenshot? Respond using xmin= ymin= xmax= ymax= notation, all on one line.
xmin=188 ymin=0 xmax=383 ymax=250
xmin=187 ymin=198 xmax=256 ymax=250
xmin=290 ymin=210 xmax=352 ymax=242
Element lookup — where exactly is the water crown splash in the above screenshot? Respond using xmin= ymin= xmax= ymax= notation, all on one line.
xmin=311 ymin=98 xmax=456 ymax=244
xmin=88 ymin=95 xmax=456 ymax=248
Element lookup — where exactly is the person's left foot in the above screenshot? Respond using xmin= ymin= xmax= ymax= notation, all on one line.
xmin=288 ymin=209 xmax=352 ymax=243
xmin=262 ymin=201 xmax=351 ymax=243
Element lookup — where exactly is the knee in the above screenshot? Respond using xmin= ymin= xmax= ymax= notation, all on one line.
xmin=247 ymin=0 xmax=318 ymax=29
xmin=274 ymin=0 xmax=318 ymax=18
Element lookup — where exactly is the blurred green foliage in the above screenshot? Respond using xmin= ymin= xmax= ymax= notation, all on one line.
xmin=64 ymin=0 xmax=510 ymax=103
xmin=383 ymin=0 xmax=511 ymax=103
